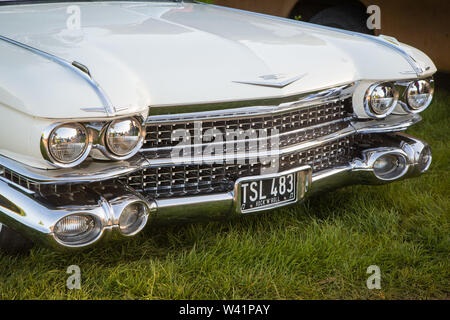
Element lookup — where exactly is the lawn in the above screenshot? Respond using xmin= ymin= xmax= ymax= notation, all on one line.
xmin=0 ymin=76 xmax=448 ymax=300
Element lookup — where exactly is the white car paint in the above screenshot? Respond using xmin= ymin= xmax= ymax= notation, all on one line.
xmin=0 ymin=1 xmax=437 ymax=169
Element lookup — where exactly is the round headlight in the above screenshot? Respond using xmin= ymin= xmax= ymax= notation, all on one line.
xmin=118 ymin=202 xmax=149 ymax=236
xmin=418 ymin=145 xmax=432 ymax=173
xmin=54 ymin=214 xmax=100 ymax=245
xmin=364 ymin=83 xmax=399 ymax=119
xmin=372 ymin=153 xmax=408 ymax=181
xmin=106 ymin=118 xmax=143 ymax=158
xmin=48 ymin=123 xmax=89 ymax=164
xmin=406 ymin=79 xmax=434 ymax=112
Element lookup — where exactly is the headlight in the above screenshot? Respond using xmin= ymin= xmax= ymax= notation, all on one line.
xmin=118 ymin=201 xmax=149 ymax=236
xmin=417 ymin=145 xmax=432 ymax=173
xmin=372 ymin=152 xmax=408 ymax=181
xmin=54 ymin=214 xmax=100 ymax=246
xmin=105 ymin=118 xmax=143 ymax=158
xmin=47 ymin=123 xmax=89 ymax=165
xmin=405 ymin=79 xmax=434 ymax=113
xmin=364 ymin=83 xmax=399 ymax=119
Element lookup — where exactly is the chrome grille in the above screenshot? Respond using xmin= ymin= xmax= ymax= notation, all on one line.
xmin=143 ymin=98 xmax=352 ymax=150
xmin=120 ymin=136 xmax=356 ymax=199
xmin=1 ymin=166 xmax=41 ymax=193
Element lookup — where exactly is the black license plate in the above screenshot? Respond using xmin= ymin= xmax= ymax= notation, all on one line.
xmin=239 ymin=172 xmax=297 ymax=213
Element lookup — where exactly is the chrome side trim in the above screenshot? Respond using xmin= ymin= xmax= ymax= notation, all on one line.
xmin=0 ymin=176 xmax=35 ymax=195
xmin=0 ymin=34 xmax=116 ymax=116
xmin=350 ymin=114 xmax=422 ymax=134
xmin=197 ymin=3 xmax=424 ymax=76
xmin=0 ymin=155 xmax=149 ymax=184
xmin=154 ymin=193 xmax=233 ymax=224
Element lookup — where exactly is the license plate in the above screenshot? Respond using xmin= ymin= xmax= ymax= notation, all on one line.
xmin=239 ymin=172 xmax=298 ymax=213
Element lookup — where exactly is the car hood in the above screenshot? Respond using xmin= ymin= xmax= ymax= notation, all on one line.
xmin=0 ymin=1 xmax=436 ymax=119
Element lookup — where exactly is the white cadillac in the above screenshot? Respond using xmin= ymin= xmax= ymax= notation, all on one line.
xmin=0 ymin=0 xmax=436 ymax=251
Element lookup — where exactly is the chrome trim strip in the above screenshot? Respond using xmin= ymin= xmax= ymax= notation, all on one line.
xmin=350 ymin=114 xmax=422 ymax=133
xmin=197 ymin=3 xmax=424 ymax=76
xmin=154 ymin=193 xmax=233 ymax=223
xmin=0 ymin=34 xmax=116 ymax=116
xmin=0 ymin=176 xmax=35 ymax=195
xmin=0 ymin=155 xmax=149 ymax=184
xmin=147 ymin=83 xmax=356 ymax=117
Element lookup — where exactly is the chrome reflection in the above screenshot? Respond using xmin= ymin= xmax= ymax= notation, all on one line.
xmin=353 ymin=148 xmax=409 ymax=181
xmin=395 ymin=77 xmax=434 ymax=114
xmin=88 ymin=116 xmax=145 ymax=161
xmin=106 ymin=118 xmax=143 ymax=157
xmin=364 ymin=82 xmax=399 ymax=119
xmin=40 ymin=122 xmax=92 ymax=168
xmin=49 ymin=124 xmax=89 ymax=164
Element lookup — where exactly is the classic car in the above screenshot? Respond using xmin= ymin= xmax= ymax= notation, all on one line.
xmin=0 ymin=0 xmax=436 ymax=252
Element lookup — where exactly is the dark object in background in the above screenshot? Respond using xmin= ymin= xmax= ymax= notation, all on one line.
xmin=308 ymin=4 xmax=372 ymax=34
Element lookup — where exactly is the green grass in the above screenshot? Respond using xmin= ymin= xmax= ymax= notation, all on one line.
xmin=0 ymin=79 xmax=449 ymax=300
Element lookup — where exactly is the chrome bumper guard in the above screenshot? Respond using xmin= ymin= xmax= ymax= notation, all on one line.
xmin=0 ymin=132 xmax=431 ymax=250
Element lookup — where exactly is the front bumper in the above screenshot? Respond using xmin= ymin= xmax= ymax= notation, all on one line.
xmin=0 ymin=132 xmax=431 ymax=250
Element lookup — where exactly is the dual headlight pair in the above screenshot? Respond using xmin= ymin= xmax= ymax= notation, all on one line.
xmin=42 ymin=117 xmax=144 ymax=168
xmin=364 ymin=78 xmax=434 ymax=119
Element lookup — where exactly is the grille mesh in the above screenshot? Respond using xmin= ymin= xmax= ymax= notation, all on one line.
xmin=120 ymin=136 xmax=355 ymax=199
xmin=144 ymin=98 xmax=351 ymax=150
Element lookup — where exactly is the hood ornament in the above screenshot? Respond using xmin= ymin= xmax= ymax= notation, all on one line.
xmin=233 ymin=73 xmax=307 ymax=88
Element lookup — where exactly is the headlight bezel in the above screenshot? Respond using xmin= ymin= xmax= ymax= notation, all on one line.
xmin=402 ymin=78 xmax=435 ymax=113
xmin=103 ymin=117 xmax=145 ymax=160
xmin=41 ymin=122 xmax=92 ymax=168
xmin=41 ymin=116 xmax=145 ymax=167
xmin=53 ymin=213 xmax=103 ymax=247
xmin=92 ymin=116 xmax=145 ymax=161
xmin=364 ymin=82 xmax=399 ymax=119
